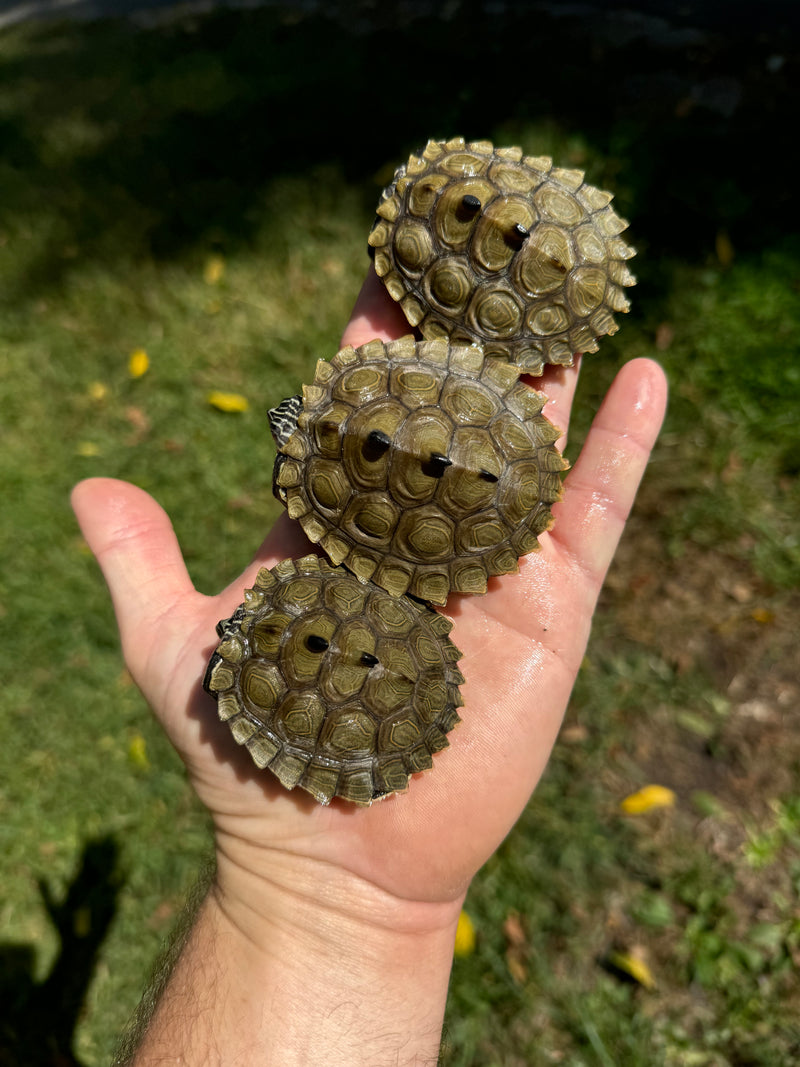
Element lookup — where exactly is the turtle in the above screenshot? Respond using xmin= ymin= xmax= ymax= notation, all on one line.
xmin=368 ymin=137 xmax=636 ymax=374
xmin=203 ymin=554 xmax=464 ymax=805
xmin=269 ymin=335 xmax=568 ymax=606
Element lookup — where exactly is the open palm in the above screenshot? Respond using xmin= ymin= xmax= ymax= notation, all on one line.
xmin=72 ymin=269 xmax=667 ymax=909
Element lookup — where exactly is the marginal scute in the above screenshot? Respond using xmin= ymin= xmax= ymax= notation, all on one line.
xmin=246 ymin=734 xmax=279 ymax=768
xmin=549 ymin=166 xmax=585 ymax=191
xmin=320 ymin=531 xmax=350 ymax=566
xmin=370 ymin=138 xmax=636 ymax=371
xmin=230 ymin=716 xmax=258 ymax=744
xmin=270 ymin=750 xmax=308 ymax=790
xmin=488 ymin=159 xmax=536 ymax=193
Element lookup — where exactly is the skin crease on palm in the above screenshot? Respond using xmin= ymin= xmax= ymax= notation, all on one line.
xmin=71 ymin=266 xmax=668 ymax=919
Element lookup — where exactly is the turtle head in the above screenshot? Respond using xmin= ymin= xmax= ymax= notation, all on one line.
xmin=268 ymin=393 xmax=303 ymax=449
xmin=268 ymin=394 xmax=303 ymax=505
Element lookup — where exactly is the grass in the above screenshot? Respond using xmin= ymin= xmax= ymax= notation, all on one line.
xmin=1 ymin=6 xmax=799 ymax=1065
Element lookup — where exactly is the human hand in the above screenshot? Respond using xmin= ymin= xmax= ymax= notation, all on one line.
xmin=72 ymin=268 xmax=667 ymax=919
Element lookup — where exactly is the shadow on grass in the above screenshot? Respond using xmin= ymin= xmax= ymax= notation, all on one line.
xmin=0 ymin=2 xmax=797 ymax=306
xmin=0 ymin=837 xmax=121 ymax=1067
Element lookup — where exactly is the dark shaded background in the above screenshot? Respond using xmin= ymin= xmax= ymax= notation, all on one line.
xmin=1 ymin=0 xmax=798 ymax=291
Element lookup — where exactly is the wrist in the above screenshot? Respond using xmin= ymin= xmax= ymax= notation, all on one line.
xmin=213 ymin=833 xmax=464 ymax=943
xmin=207 ymin=848 xmax=461 ymax=1066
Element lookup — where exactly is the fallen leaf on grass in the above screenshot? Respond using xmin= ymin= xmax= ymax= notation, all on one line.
xmin=560 ymin=723 xmax=589 ymax=744
xmin=503 ymin=911 xmax=528 ymax=984
xmin=128 ymin=348 xmax=150 ymax=378
xmin=204 ymin=255 xmax=225 ymax=285
xmin=454 ymin=910 xmax=476 ymax=957
xmin=208 ymin=390 xmax=249 ymax=413
xmin=620 ymin=784 xmax=676 ymax=814
xmin=503 ymin=912 xmax=526 ymax=947
xmin=606 ymin=948 xmax=656 ymax=989
xmin=128 ymin=733 xmax=150 ymax=771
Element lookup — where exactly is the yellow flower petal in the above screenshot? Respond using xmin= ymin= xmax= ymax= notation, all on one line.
xmin=128 ymin=348 xmax=150 ymax=379
xmin=88 ymin=381 xmax=108 ymax=401
xmin=608 ymin=950 xmax=656 ymax=989
xmin=204 ymin=255 xmax=225 ymax=285
xmin=128 ymin=733 xmax=150 ymax=771
xmin=621 ymin=784 xmax=677 ymax=814
xmin=208 ymin=390 xmax=249 ymax=413
xmin=454 ymin=910 xmax=476 ymax=957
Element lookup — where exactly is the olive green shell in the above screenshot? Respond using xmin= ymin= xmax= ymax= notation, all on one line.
xmin=203 ymin=555 xmax=464 ymax=805
xmin=368 ymin=137 xmax=636 ymax=374
xmin=273 ymin=335 xmax=568 ymax=605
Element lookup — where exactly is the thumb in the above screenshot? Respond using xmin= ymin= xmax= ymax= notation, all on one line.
xmin=71 ymin=477 xmax=200 ymax=687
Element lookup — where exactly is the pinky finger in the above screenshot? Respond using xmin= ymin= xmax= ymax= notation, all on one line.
xmin=549 ymin=358 xmax=668 ymax=588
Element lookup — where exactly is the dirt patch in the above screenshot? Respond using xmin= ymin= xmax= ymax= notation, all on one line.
xmin=600 ymin=492 xmax=800 ymax=821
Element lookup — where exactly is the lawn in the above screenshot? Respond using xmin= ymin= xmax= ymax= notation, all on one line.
xmin=1 ymin=5 xmax=798 ymax=1064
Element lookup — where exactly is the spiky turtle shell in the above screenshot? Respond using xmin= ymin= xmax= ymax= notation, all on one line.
xmin=203 ymin=555 xmax=464 ymax=806
xmin=270 ymin=335 xmax=568 ymax=606
xmin=368 ymin=137 xmax=636 ymax=374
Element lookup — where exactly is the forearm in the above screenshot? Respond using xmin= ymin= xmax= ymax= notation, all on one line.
xmin=129 ymin=852 xmax=462 ymax=1066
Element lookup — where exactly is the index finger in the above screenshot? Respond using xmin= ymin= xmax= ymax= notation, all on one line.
xmin=340 ymin=266 xmax=412 ymax=348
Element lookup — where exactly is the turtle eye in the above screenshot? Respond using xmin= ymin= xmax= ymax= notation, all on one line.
xmin=306 ymin=634 xmax=329 ymax=653
xmin=360 ymin=652 xmax=379 ymax=668
xmin=364 ymin=428 xmax=392 ymax=461
xmin=422 ymin=451 xmax=452 ymax=478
